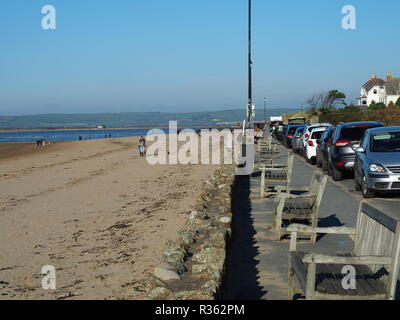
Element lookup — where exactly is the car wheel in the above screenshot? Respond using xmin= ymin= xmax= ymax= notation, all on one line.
xmin=316 ymin=155 xmax=322 ymax=168
xmin=321 ymin=159 xmax=328 ymax=172
xmin=361 ymin=174 xmax=374 ymax=199
xmin=327 ymin=163 xmax=333 ymax=176
xmin=354 ymin=177 xmax=361 ymax=191
xmin=332 ymin=167 xmax=343 ymax=181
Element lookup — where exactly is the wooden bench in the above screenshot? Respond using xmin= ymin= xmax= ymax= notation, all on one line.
xmin=259 ymin=144 xmax=277 ymax=165
xmin=272 ymin=171 xmax=328 ymax=242
xmin=258 ymin=137 xmax=269 ymax=152
xmin=255 ymin=130 xmax=264 ymax=143
xmin=287 ymin=202 xmax=400 ymax=300
xmin=260 ymin=152 xmax=294 ymax=198
xmin=258 ymin=136 xmax=276 ymax=155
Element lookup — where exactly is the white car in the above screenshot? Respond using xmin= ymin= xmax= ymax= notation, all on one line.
xmin=305 ymin=127 xmax=327 ymax=164
xmin=300 ymin=123 xmax=331 ymax=156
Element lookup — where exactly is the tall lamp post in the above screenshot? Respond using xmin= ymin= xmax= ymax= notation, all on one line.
xmin=247 ymin=0 xmax=253 ymax=124
xmin=264 ymin=98 xmax=267 ymax=121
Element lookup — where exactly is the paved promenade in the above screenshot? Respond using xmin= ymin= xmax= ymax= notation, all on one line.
xmin=223 ymin=132 xmax=400 ymax=300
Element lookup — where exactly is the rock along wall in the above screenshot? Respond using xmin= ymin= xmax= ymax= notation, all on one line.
xmin=145 ymin=164 xmax=236 ymax=300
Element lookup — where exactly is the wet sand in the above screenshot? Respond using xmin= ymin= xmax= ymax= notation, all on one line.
xmin=0 ymin=138 xmax=217 ymax=299
xmin=0 ymin=142 xmax=70 ymax=160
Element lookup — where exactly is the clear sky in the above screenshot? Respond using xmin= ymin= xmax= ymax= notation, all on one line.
xmin=0 ymin=0 xmax=399 ymax=115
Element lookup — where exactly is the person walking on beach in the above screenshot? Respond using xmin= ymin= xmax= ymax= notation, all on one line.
xmin=138 ymin=136 xmax=146 ymax=157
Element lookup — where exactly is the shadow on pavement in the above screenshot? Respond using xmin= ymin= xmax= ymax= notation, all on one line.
xmin=221 ymin=175 xmax=267 ymax=300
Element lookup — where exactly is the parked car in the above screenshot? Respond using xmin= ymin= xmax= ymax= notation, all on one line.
xmin=284 ymin=125 xmax=305 ymax=148
xmin=277 ymin=125 xmax=288 ymax=142
xmin=273 ymin=123 xmax=285 ymax=141
xmin=299 ymin=123 xmax=331 ymax=156
xmin=292 ymin=126 xmax=306 ymax=154
xmin=354 ymin=127 xmax=400 ymax=198
xmin=288 ymin=117 xmax=307 ymax=125
xmin=328 ymin=121 xmax=384 ymax=181
xmin=316 ymin=126 xmax=335 ymax=170
xmin=304 ymin=127 xmax=327 ymax=164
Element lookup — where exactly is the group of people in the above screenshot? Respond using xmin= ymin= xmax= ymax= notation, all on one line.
xmin=78 ymin=134 xmax=112 ymax=141
xmin=36 ymin=138 xmax=47 ymax=147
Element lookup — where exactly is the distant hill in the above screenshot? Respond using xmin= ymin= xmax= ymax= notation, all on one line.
xmin=0 ymin=108 xmax=299 ymax=129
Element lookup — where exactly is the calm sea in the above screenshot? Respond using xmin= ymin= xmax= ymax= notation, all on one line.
xmin=0 ymin=128 xmax=152 ymax=143
xmin=0 ymin=126 xmax=231 ymax=143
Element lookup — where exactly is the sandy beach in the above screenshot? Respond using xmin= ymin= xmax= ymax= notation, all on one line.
xmin=0 ymin=137 xmax=217 ymax=299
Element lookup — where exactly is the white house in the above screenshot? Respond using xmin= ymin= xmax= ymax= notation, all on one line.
xmin=357 ymin=72 xmax=400 ymax=106
xmin=357 ymin=73 xmax=386 ymax=106
xmin=386 ymin=72 xmax=400 ymax=106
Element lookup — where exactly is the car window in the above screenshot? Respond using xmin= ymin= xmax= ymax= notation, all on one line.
xmin=371 ymin=132 xmax=400 ymax=152
xmin=339 ymin=125 xmax=379 ymax=141
xmin=321 ymin=128 xmax=330 ymax=140
xmin=288 ymin=126 xmax=300 ymax=134
xmin=295 ymin=128 xmax=303 ymax=135
xmin=311 ymin=130 xmax=324 ymax=140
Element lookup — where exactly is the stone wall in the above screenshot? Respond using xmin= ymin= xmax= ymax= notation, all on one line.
xmin=145 ymin=164 xmax=236 ymax=300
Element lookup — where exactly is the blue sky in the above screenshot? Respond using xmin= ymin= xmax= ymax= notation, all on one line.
xmin=0 ymin=0 xmax=399 ymax=115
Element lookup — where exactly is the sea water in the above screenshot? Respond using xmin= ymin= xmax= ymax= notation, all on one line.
xmin=0 ymin=128 xmax=152 ymax=143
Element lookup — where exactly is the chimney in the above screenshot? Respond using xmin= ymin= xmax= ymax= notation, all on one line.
xmin=371 ymin=73 xmax=376 ymax=79
xmin=387 ymin=72 xmax=392 ymax=81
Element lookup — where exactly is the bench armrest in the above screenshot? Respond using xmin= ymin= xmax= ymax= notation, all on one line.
xmin=287 ymin=224 xmax=355 ymax=235
xmin=302 ymin=253 xmax=392 ymax=266
xmin=288 ymin=224 xmax=355 ymax=252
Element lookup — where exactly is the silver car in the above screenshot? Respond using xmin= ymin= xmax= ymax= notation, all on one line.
xmin=354 ymin=126 xmax=400 ymax=198
xmin=291 ymin=126 xmax=305 ymax=153
xmin=292 ymin=126 xmax=305 ymax=154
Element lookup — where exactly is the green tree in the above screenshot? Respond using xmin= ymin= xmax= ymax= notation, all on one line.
xmin=396 ymin=97 xmax=400 ymax=107
xmin=323 ymin=90 xmax=347 ymax=109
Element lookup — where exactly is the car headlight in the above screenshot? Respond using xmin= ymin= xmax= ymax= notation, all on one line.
xmin=369 ymin=164 xmax=386 ymax=173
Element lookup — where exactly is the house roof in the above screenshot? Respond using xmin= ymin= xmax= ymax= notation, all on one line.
xmin=362 ymin=78 xmax=386 ymax=92
xmin=386 ymin=79 xmax=400 ymax=96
